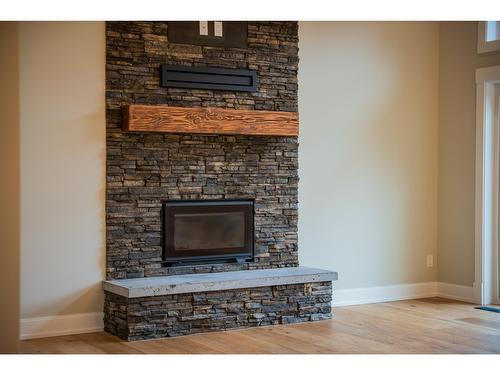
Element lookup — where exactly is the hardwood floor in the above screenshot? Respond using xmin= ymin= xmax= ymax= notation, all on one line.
xmin=20 ymin=298 xmax=500 ymax=354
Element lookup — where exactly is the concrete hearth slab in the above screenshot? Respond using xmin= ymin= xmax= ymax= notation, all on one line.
xmin=103 ymin=266 xmax=337 ymax=298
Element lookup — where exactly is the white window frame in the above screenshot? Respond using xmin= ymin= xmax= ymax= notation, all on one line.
xmin=475 ymin=65 xmax=500 ymax=305
xmin=477 ymin=21 xmax=500 ymax=54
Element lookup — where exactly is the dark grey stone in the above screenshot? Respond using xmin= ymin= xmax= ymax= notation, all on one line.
xmin=106 ymin=21 xmax=300 ymax=279
xmin=104 ymin=281 xmax=332 ymax=341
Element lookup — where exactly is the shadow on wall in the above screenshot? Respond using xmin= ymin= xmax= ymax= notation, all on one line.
xmin=85 ymin=101 xmax=107 ymax=303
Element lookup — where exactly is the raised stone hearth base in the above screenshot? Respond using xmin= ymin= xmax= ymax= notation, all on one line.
xmin=104 ymin=282 xmax=332 ymax=341
xmin=103 ymin=267 xmax=336 ymax=341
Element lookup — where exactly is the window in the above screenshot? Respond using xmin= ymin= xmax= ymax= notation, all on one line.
xmin=478 ymin=21 xmax=500 ymax=54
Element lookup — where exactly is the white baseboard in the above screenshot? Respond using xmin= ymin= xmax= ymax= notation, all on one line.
xmin=21 ymin=312 xmax=103 ymax=340
xmin=333 ymin=281 xmax=476 ymax=307
xmin=436 ymin=282 xmax=475 ymax=303
xmin=333 ymin=282 xmax=438 ymax=307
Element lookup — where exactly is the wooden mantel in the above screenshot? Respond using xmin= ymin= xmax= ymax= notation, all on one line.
xmin=122 ymin=104 xmax=299 ymax=137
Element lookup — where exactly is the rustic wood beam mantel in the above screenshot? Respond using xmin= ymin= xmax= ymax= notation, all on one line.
xmin=122 ymin=104 xmax=299 ymax=137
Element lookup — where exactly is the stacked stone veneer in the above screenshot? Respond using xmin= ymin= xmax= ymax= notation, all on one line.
xmin=106 ymin=21 xmax=299 ymax=279
xmin=104 ymin=282 xmax=332 ymax=341
xmin=104 ymin=21 xmax=333 ymax=340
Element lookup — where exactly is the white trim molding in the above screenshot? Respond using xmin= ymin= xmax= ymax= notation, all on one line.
xmin=475 ymin=65 xmax=500 ymax=305
xmin=20 ymin=312 xmax=103 ymax=340
xmin=332 ymin=282 xmax=437 ymax=307
xmin=477 ymin=22 xmax=500 ymax=54
xmin=437 ymin=283 xmax=475 ymax=304
xmin=333 ymin=282 xmax=476 ymax=307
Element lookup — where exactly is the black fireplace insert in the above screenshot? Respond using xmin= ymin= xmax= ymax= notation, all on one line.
xmin=162 ymin=199 xmax=254 ymax=266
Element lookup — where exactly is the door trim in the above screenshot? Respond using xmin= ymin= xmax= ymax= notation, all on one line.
xmin=475 ymin=65 xmax=500 ymax=305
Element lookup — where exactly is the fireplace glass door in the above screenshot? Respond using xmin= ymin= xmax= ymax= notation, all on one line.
xmin=162 ymin=200 xmax=254 ymax=265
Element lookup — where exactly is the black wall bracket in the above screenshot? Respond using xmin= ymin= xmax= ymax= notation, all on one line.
xmin=161 ymin=64 xmax=257 ymax=92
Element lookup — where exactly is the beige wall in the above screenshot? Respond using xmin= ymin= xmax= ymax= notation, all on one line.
xmin=0 ymin=22 xmax=21 ymax=352
xmin=20 ymin=22 xmax=106 ymax=318
xmin=298 ymin=22 xmax=439 ymax=289
xmin=438 ymin=22 xmax=500 ymax=287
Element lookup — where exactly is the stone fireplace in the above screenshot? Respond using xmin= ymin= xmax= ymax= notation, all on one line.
xmin=103 ymin=21 xmax=336 ymax=341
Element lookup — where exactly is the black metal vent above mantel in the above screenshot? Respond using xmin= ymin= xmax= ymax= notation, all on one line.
xmin=161 ymin=65 xmax=257 ymax=92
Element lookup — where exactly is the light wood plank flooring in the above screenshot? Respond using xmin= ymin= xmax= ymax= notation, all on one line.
xmin=20 ymin=298 xmax=500 ymax=354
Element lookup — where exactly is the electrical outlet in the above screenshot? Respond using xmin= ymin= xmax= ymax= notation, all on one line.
xmin=199 ymin=21 xmax=208 ymax=36
xmin=426 ymin=255 xmax=434 ymax=268
xmin=214 ymin=21 xmax=223 ymax=37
